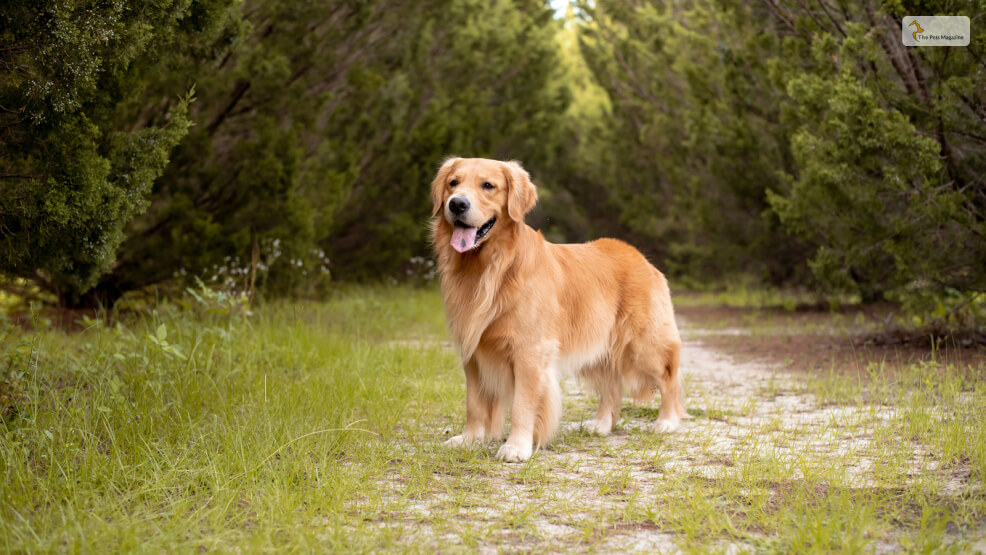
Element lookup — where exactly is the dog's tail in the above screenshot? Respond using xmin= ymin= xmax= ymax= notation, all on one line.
xmin=667 ymin=339 xmax=691 ymax=420
xmin=651 ymin=265 xmax=689 ymax=420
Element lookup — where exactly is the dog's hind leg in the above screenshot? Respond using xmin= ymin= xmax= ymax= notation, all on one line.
xmin=622 ymin=333 xmax=685 ymax=433
xmin=652 ymin=339 xmax=685 ymax=433
xmin=568 ymin=362 xmax=621 ymax=435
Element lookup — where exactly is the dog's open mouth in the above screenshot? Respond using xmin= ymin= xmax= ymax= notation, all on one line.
xmin=451 ymin=217 xmax=496 ymax=253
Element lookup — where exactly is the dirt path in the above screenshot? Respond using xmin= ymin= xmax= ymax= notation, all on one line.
xmin=374 ymin=318 xmax=984 ymax=552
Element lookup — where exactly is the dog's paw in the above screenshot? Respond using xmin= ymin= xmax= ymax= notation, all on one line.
xmin=444 ymin=434 xmax=480 ymax=448
xmin=495 ymin=442 xmax=532 ymax=463
xmin=651 ymin=418 xmax=680 ymax=433
xmin=566 ymin=419 xmax=612 ymax=436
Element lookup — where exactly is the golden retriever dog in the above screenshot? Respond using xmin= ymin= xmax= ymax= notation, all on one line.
xmin=431 ymin=157 xmax=685 ymax=462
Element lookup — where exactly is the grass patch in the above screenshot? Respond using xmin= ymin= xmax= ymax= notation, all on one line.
xmin=0 ymin=286 xmax=463 ymax=551
xmin=673 ymin=282 xmax=852 ymax=311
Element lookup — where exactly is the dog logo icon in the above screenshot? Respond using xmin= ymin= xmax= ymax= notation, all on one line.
xmin=908 ymin=19 xmax=925 ymax=41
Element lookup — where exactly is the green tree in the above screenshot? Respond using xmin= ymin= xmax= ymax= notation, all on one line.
xmin=78 ymin=0 xmax=568 ymax=303
xmin=763 ymin=1 xmax=986 ymax=302
xmin=573 ymin=0 xmax=985 ymax=306
xmin=573 ymin=0 xmax=811 ymax=283
xmin=0 ymin=0 xmax=568 ymax=306
xmin=0 ymin=1 xmax=235 ymax=305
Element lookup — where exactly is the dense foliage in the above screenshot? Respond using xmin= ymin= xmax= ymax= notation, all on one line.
xmin=1 ymin=0 xmax=566 ymax=306
xmin=576 ymin=0 xmax=986 ymax=308
xmin=1 ymin=0 xmax=984 ymax=316
xmin=570 ymin=0 xmax=809 ymax=283
xmin=109 ymin=0 xmax=567 ymax=305
xmin=0 ymin=0 xmax=224 ymax=305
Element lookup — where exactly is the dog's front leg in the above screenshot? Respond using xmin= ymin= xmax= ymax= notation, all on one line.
xmin=496 ymin=354 xmax=559 ymax=462
xmin=445 ymin=358 xmax=501 ymax=447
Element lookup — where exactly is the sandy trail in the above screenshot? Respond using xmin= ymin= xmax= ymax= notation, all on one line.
xmin=370 ymin=319 xmax=983 ymax=552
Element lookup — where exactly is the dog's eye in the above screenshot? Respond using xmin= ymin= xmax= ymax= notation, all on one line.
xmin=482 ymin=182 xmax=495 ymax=190
xmin=449 ymin=179 xmax=459 ymax=187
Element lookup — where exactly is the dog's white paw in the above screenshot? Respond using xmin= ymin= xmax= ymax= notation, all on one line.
xmin=495 ymin=442 xmax=532 ymax=463
xmin=566 ymin=419 xmax=612 ymax=436
xmin=651 ymin=418 xmax=680 ymax=433
xmin=444 ymin=434 xmax=480 ymax=448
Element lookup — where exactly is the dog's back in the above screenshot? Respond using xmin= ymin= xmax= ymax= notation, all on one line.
xmin=547 ymin=238 xmax=684 ymax=424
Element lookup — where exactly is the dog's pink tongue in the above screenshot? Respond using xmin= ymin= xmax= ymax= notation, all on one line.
xmin=451 ymin=226 xmax=478 ymax=253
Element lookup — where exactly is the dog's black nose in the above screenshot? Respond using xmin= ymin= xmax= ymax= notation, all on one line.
xmin=448 ymin=197 xmax=470 ymax=216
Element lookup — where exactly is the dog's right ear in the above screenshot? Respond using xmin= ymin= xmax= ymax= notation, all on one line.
xmin=431 ymin=157 xmax=460 ymax=217
xmin=504 ymin=160 xmax=538 ymax=221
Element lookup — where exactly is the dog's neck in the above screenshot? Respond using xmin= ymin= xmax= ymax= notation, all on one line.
xmin=435 ymin=219 xmax=540 ymax=362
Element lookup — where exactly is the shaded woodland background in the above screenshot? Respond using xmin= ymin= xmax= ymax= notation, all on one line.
xmin=1 ymin=0 xmax=984 ymax=325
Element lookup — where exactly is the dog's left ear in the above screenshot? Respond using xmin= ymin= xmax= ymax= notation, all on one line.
xmin=504 ymin=160 xmax=538 ymax=221
xmin=431 ymin=156 xmax=460 ymax=217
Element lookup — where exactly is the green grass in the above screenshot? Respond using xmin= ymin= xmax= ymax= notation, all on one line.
xmin=1 ymin=286 xmax=465 ymax=551
xmin=672 ymin=281 xmax=851 ymax=311
xmin=1 ymin=286 xmax=985 ymax=551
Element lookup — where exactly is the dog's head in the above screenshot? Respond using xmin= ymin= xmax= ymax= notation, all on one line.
xmin=430 ymin=157 xmax=537 ymax=253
